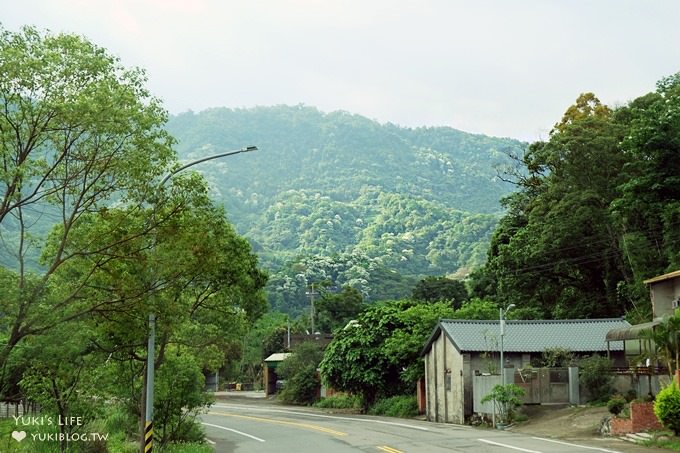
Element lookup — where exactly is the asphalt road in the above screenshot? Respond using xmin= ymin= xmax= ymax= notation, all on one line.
xmin=200 ymin=396 xmax=658 ymax=453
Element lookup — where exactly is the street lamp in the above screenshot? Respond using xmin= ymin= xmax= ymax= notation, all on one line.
xmin=499 ymin=303 xmax=516 ymax=385
xmin=144 ymin=145 xmax=258 ymax=452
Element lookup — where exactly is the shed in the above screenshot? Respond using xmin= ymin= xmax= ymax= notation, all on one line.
xmin=421 ymin=318 xmax=630 ymax=424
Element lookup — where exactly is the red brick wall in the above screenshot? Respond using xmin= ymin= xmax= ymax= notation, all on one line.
xmin=610 ymin=417 xmax=633 ymax=435
xmin=630 ymin=402 xmax=663 ymax=432
xmin=609 ymin=402 xmax=662 ymax=434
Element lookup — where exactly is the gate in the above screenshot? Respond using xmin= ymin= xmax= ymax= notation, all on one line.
xmin=514 ymin=367 xmax=569 ymax=404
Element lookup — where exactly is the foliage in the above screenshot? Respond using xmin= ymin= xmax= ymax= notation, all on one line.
xmin=539 ymin=348 xmax=575 ymax=368
xmin=578 ymin=355 xmax=614 ymax=402
xmin=481 ymin=384 xmax=525 ymax=424
xmin=654 ymin=382 xmax=680 ymax=436
xmin=411 ymin=276 xmax=469 ymax=308
xmin=368 ymin=395 xmax=419 ymax=418
xmin=314 ymin=394 xmax=362 ymax=410
xmin=277 ymin=342 xmax=325 ymax=405
xmin=319 ymin=300 xmax=455 ymax=408
xmin=607 ymin=394 xmax=627 ymax=416
xmin=163 ymin=106 xmax=522 ymax=312
xmin=471 ymin=77 xmax=680 ymax=320
xmin=153 ymin=352 xmax=213 ymax=446
xmin=314 ymin=286 xmax=365 ymax=333
xmin=639 ymin=310 xmax=680 ymax=377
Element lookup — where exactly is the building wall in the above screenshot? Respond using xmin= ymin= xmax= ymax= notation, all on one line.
xmin=651 ymin=278 xmax=680 ymax=318
xmin=425 ymin=333 xmax=465 ymax=424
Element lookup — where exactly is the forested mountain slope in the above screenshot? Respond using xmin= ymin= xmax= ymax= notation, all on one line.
xmin=166 ymin=105 xmax=522 ymax=291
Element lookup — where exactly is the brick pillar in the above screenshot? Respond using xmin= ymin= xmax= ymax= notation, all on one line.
xmin=675 ymin=369 xmax=680 ymax=386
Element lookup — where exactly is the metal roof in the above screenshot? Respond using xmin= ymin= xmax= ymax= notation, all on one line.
xmin=422 ymin=318 xmax=630 ymax=355
xmin=605 ymin=320 xmax=660 ymax=342
xmin=643 ymin=269 xmax=680 ymax=285
xmin=264 ymin=352 xmax=292 ymax=362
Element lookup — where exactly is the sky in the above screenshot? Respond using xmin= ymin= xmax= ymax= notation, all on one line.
xmin=2 ymin=0 xmax=680 ymax=142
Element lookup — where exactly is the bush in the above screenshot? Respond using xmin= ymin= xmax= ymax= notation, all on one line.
xmin=315 ymin=394 xmax=362 ymax=409
xmin=607 ymin=394 xmax=627 ymax=416
xmin=654 ymin=382 xmax=680 ymax=435
xmin=368 ymin=395 xmax=418 ymax=418
xmin=278 ymin=364 xmax=320 ymax=405
xmin=481 ymin=384 xmax=525 ymax=424
xmin=277 ymin=342 xmax=325 ymax=405
xmin=578 ymin=355 xmax=613 ymax=402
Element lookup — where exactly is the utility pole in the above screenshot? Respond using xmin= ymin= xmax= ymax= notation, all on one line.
xmin=143 ymin=146 xmax=257 ymax=453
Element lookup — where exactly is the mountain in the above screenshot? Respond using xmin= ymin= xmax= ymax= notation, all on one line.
xmin=166 ymin=105 xmax=524 ymax=308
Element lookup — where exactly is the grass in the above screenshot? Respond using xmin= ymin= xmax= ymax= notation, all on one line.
xmin=0 ymin=417 xmax=212 ymax=452
xmin=314 ymin=394 xmax=362 ymax=410
xmin=641 ymin=433 xmax=680 ymax=451
xmin=368 ymin=395 xmax=419 ymax=418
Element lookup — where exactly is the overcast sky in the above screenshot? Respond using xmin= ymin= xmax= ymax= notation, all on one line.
xmin=3 ymin=0 xmax=680 ymax=141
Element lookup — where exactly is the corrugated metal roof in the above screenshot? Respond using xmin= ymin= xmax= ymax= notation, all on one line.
xmin=643 ymin=269 xmax=680 ymax=285
xmin=605 ymin=320 xmax=659 ymax=341
xmin=423 ymin=318 xmax=630 ymax=355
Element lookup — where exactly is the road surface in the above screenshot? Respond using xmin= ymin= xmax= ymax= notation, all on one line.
xmin=200 ymin=396 xmax=657 ymax=453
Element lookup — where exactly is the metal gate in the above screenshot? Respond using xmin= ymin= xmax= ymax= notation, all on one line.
xmin=514 ymin=368 xmax=569 ymax=404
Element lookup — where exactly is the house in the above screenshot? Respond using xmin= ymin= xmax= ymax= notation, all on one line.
xmin=421 ymin=318 xmax=630 ymax=424
xmin=605 ymin=269 xmax=680 ymax=363
xmin=645 ymin=269 xmax=680 ymax=319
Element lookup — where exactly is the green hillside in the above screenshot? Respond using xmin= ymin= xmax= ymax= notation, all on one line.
xmin=166 ymin=106 xmax=522 ymax=308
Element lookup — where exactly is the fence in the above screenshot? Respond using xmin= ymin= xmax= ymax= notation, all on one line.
xmin=0 ymin=400 xmax=39 ymax=418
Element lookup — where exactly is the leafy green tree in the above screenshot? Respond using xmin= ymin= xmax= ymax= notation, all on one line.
xmin=0 ymin=24 xmax=174 ymax=393
xmin=482 ymin=93 xmax=631 ymax=319
xmin=319 ymin=300 xmax=454 ymax=409
xmin=315 ymin=286 xmax=364 ymax=333
xmin=411 ymin=276 xmax=469 ymax=308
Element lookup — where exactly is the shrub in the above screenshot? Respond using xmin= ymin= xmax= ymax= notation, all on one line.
xmin=654 ymin=382 xmax=680 ymax=435
xmin=278 ymin=364 xmax=320 ymax=405
xmin=368 ymin=395 xmax=419 ymax=418
xmin=578 ymin=355 xmax=613 ymax=402
xmin=277 ymin=342 xmax=324 ymax=405
xmin=315 ymin=394 xmax=362 ymax=409
xmin=481 ymin=384 xmax=525 ymax=424
xmin=607 ymin=394 xmax=627 ymax=416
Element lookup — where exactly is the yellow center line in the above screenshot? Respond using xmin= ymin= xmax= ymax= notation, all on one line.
xmin=208 ymin=411 xmax=348 ymax=437
xmin=377 ymin=446 xmax=404 ymax=453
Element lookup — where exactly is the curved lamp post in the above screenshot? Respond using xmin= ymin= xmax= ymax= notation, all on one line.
xmin=145 ymin=145 xmax=258 ymax=452
xmin=499 ymin=303 xmax=516 ymax=385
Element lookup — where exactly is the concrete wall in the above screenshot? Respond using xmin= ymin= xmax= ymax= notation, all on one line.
xmin=425 ymin=333 xmax=465 ymax=424
xmin=651 ymin=278 xmax=680 ymax=318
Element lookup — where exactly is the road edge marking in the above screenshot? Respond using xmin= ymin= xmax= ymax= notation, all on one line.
xmin=531 ymin=436 xmax=623 ymax=453
xmin=478 ymin=438 xmax=543 ymax=452
xmin=201 ymin=422 xmax=266 ymax=442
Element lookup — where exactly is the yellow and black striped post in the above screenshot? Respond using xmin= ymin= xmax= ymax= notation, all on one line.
xmin=144 ymin=421 xmax=153 ymax=452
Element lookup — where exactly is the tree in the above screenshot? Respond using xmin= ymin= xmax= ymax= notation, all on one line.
xmin=411 ymin=276 xmax=469 ymax=308
xmin=319 ymin=300 xmax=454 ymax=409
xmin=0 ymin=24 xmax=174 ymax=392
xmin=482 ymin=93 xmax=631 ymax=319
xmin=314 ymin=286 xmax=364 ymax=333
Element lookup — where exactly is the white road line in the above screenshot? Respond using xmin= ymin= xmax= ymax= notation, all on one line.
xmin=531 ymin=437 xmax=623 ymax=453
xmin=205 ymin=438 xmax=216 ymax=445
xmin=478 ymin=438 xmax=543 ymax=452
xmin=201 ymin=422 xmax=266 ymax=442
xmin=211 ymin=403 xmax=432 ymax=431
